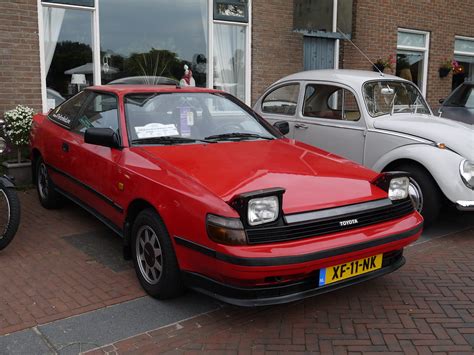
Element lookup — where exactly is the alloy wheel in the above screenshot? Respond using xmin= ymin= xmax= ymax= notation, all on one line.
xmin=136 ymin=225 xmax=163 ymax=285
xmin=38 ymin=163 xmax=49 ymax=200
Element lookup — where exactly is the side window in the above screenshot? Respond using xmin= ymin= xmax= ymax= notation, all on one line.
xmin=73 ymin=92 xmax=119 ymax=134
xmin=303 ymin=84 xmax=361 ymax=121
xmin=49 ymin=91 xmax=90 ymax=129
xmin=261 ymin=84 xmax=299 ymax=116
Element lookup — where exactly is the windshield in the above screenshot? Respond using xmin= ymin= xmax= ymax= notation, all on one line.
xmin=124 ymin=92 xmax=276 ymax=145
xmin=363 ymin=81 xmax=431 ymax=117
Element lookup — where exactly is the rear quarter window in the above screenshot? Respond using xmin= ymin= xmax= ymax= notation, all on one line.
xmin=48 ymin=91 xmax=90 ymax=129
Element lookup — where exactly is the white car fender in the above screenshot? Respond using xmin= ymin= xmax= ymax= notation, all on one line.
xmin=372 ymin=144 xmax=468 ymax=204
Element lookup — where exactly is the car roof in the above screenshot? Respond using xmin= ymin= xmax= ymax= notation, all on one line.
xmin=86 ymin=85 xmax=221 ymax=95
xmin=274 ymin=69 xmax=410 ymax=87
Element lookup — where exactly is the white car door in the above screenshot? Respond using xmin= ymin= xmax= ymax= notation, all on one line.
xmin=293 ymin=81 xmax=367 ymax=164
xmin=256 ymin=82 xmax=302 ymax=139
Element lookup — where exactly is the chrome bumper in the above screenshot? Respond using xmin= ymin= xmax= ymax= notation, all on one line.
xmin=456 ymin=200 xmax=474 ymax=211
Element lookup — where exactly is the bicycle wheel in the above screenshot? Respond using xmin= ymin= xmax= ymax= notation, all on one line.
xmin=0 ymin=185 xmax=20 ymax=250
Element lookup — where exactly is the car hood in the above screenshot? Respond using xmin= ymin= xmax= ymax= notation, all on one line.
xmin=373 ymin=114 xmax=474 ymax=159
xmin=133 ymin=139 xmax=386 ymax=214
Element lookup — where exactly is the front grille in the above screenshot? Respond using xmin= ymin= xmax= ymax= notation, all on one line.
xmin=246 ymin=198 xmax=414 ymax=245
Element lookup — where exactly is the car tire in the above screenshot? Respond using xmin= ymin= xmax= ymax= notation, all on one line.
xmin=397 ymin=163 xmax=441 ymax=227
xmin=36 ymin=157 xmax=63 ymax=209
xmin=131 ymin=208 xmax=183 ymax=299
xmin=0 ymin=185 xmax=21 ymax=250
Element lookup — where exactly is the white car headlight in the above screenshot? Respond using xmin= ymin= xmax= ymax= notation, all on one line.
xmin=248 ymin=196 xmax=279 ymax=226
xmin=460 ymin=159 xmax=474 ymax=189
xmin=388 ymin=176 xmax=410 ymax=201
xmin=0 ymin=138 xmax=6 ymax=154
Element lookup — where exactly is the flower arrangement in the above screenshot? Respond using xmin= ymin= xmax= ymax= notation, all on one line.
xmin=3 ymin=105 xmax=34 ymax=163
xmin=439 ymin=59 xmax=464 ymax=77
xmin=373 ymin=54 xmax=396 ymax=72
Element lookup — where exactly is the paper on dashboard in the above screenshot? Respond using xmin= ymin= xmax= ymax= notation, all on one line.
xmin=135 ymin=123 xmax=179 ymax=138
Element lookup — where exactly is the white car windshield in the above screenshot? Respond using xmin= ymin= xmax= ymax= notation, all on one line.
xmin=124 ymin=92 xmax=276 ymax=144
xmin=364 ymin=81 xmax=431 ymax=117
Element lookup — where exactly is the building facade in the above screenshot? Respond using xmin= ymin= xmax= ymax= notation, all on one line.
xmin=0 ymin=0 xmax=473 ymax=118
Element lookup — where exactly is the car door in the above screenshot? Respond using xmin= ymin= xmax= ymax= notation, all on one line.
xmin=257 ymin=82 xmax=301 ymax=138
xmin=293 ymin=82 xmax=367 ymax=164
xmin=67 ymin=91 xmax=124 ymax=228
xmin=43 ymin=91 xmax=91 ymax=196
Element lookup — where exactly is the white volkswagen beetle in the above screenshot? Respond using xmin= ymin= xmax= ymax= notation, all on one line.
xmin=254 ymin=70 xmax=474 ymax=226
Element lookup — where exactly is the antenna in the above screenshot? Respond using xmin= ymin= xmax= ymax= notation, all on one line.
xmin=336 ymin=27 xmax=384 ymax=77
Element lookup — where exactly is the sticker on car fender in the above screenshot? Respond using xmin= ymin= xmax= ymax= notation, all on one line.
xmin=319 ymin=254 xmax=383 ymax=286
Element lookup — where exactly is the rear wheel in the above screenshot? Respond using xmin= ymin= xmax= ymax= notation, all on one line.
xmin=396 ymin=163 xmax=441 ymax=227
xmin=131 ymin=209 xmax=183 ymax=299
xmin=36 ymin=158 xmax=62 ymax=209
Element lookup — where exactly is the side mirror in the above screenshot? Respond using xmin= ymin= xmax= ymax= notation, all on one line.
xmin=84 ymin=127 xmax=120 ymax=149
xmin=273 ymin=121 xmax=289 ymax=135
xmin=439 ymin=98 xmax=445 ymax=104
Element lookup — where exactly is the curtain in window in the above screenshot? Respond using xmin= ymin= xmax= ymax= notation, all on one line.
xmin=43 ymin=7 xmax=65 ymax=74
xmin=213 ymin=23 xmax=246 ymax=101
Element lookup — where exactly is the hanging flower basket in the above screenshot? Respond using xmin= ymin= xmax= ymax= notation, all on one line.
xmin=438 ymin=67 xmax=450 ymax=78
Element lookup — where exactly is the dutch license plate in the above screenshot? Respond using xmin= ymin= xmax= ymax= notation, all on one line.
xmin=318 ymin=254 xmax=383 ymax=286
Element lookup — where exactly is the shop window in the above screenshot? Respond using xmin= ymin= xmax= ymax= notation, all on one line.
xmin=396 ymin=29 xmax=429 ymax=96
xmin=42 ymin=0 xmax=94 ymax=7
xmin=262 ymin=84 xmax=300 ymax=116
xmin=453 ymin=36 xmax=474 ymax=90
xmin=303 ymin=84 xmax=360 ymax=121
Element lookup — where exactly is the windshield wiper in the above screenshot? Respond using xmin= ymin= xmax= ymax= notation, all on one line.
xmin=131 ymin=136 xmax=215 ymax=145
xmin=204 ymin=132 xmax=274 ymax=141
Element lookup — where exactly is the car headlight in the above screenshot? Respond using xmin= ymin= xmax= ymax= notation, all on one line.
xmin=248 ymin=196 xmax=279 ymax=226
xmin=0 ymin=138 xmax=6 ymax=154
xmin=460 ymin=159 xmax=474 ymax=189
xmin=388 ymin=176 xmax=410 ymax=201
xmin=206 ymin=214 xmax=247 ymax=245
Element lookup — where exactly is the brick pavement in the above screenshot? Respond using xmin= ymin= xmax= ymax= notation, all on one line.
xmin=0 ymin=190 xmax=145 ymax=335
xmin=85 ymin=228 xmax=474 ymax=354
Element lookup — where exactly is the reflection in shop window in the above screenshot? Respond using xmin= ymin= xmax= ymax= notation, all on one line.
xmin=99 ymin=0 xmax=208 ymax=88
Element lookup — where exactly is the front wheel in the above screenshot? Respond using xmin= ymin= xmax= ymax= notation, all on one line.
xmin=398 ymin=164 xmax=441 ymax=227
xmin=0 ymin=185 xmax=21 ymax=250
xmin=131 ymin=209 xmax=183 ymax=299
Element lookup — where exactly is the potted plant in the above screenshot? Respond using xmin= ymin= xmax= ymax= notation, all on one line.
xmin=373 ymin=54 xmax=396 ymax=73
xmin=1 ymin=105 xmax=34 ymax=186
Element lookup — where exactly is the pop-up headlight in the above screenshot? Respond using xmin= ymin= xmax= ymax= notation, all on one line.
xmin=372 ymin=172 xmax=411 ymax=201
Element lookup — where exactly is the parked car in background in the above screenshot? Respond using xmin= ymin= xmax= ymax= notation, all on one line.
xmin=254 ymin=70 xmax=474 ymax=226
xmin=438 ymin=81 xmax=474 ymax=125
xmin=30 ymin=84 xmax=423 ymax=306
xmin=46 ymin=88 xmax=65 ymax=109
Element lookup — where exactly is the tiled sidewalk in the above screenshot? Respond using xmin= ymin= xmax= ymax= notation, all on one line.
xmin=0 ymin=191 xmax=145 ymax=335
xmin=86 ymin=228 xmax=474 ymax=354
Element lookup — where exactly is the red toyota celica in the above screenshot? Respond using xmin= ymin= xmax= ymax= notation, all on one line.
xmin=30 ymin=85 xmax=423 ymax=306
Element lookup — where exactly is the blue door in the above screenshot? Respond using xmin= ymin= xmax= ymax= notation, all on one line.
xmin=304 ymin=37 xmax=335 ymax=70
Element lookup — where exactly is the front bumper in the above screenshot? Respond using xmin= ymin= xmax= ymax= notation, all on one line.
xmin=183 ymin=250 xmax=405 ymax=307
xmin=456 ymin=200 xmax=474 ymax=211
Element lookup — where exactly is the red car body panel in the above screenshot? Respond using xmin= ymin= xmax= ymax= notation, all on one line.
xmin=30 ymin=85 xmax=423 ymax=306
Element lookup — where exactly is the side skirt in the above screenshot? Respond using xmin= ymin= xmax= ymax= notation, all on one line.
xmin=55 ymin=187 xmax=123 ymax=238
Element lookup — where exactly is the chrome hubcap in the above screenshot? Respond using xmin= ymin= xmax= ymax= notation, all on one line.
xmin=136 ymin=225 xmax=163 ymax=285
xmin=38 ymin=163 xmax=49 ymax=200
xmin=0 ymin=189 xmax=11 ymax=238
xmin=408 ymin=178 xmax=423 ymax=212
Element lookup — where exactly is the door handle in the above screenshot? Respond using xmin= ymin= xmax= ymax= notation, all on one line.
xmin=62 ymin=142 xmax=69 ymax=153
xmin=295 ymin=123 xmax=308 ymax=129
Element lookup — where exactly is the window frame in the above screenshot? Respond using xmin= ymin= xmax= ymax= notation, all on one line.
xmin=301 ymin=82 xmax=362 ymax=122
xmin=396 ymin=28 xmax=430 ymax=97
xmin=260 ymin=83 xmax=301 ymax=117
